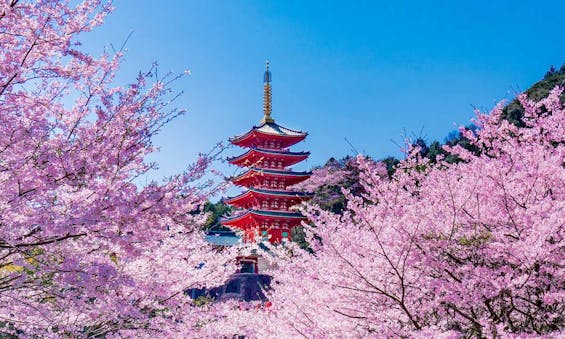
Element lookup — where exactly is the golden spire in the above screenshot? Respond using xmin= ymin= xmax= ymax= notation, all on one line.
xmin=261 ymin=60 xmax=274 ymax=124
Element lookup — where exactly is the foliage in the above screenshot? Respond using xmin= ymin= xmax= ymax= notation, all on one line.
xmin=201 ymin=200 xmax=232 ymax=231
xmin=0 ymin=1 xmax=234 ymax=336
xmin=503 ymin=63 xmax=565 ymax=126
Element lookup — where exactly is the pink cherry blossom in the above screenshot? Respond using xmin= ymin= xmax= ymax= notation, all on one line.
xmin=241 ymin=87 xmax=565 ymax=338
xmin=0 ymin=1 xmax=234 ymax=337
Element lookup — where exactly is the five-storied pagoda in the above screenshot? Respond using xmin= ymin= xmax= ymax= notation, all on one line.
xmin=221 ymin=61 xmax=313 ymax=273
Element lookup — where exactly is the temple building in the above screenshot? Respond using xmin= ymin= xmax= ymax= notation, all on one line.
xmin=221 ymin=62 xmax=312 ymax=270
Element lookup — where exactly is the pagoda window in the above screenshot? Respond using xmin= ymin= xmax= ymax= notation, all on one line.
xmin=261 ymin=201 xmax=268 ymax=209
xmin=263 ymin=180 xmax=269 ymax=187
xmin=278 ymin=182 xmax=285 ymax=189
xmin=281 ymin=202 xmax=287 ymax=210
xmin=277 ymin=161 xmax=282 ymax=169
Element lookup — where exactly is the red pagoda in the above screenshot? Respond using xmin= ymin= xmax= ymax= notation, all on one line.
xmin=222 ymin=61 xmax=312 ymax=252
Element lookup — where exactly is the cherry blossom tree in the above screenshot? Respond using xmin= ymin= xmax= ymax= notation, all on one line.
xmin=260 ymin=87 xmax=564 ymax=338
xmin=0 ymin=1 xmax=234 ymax=336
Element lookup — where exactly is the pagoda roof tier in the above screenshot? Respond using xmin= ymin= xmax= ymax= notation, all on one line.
xmin=221 ymin=209 xmax=307 ymax=229
xmin=224 ymin=187 xmax=314 ymax=209
xmin=230 ymin=122 xmax=307 ymax=148
xmin=231 ymin=167 xmax=312 ymax=187
xmin=228 ymin=148 xmax=310 ymax=168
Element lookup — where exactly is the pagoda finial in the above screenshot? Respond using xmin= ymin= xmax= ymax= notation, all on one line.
xmin=262 ymin=60 xmax=274 ymax=124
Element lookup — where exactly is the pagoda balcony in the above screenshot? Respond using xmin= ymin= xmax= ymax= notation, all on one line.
xmin=258 ymin=182 xmax=287 ymax=190
xmin=249 ymin=204 xmax=295 ymax=212
xmin=255 ymin=164 xmax=290 ymax=172
xmin=228 ymin=148 xmax=310 ymax=169
xmin=221 ymin=209 xmax=307 ymax=230
xmin=224 ymin=187 xmax=313 ymax=210
xmin=231 ymin=167 xmax=312 ymax=188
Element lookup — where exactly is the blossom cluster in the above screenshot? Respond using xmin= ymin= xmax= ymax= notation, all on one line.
xmin=259 ymin=87 xmax=565 ymax=337
xmin=0 ymin=1 xmax=234 ymax=337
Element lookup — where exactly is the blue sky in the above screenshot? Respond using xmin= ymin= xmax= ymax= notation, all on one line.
xmin=83 ymin=0 xmax=565 ymax=182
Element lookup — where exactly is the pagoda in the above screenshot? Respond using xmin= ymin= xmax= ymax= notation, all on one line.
xmin=222 ymin=62 xmax=312 ymax=267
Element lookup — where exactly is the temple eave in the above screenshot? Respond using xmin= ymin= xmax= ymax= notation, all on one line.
xmin=224 ymin=188 xmax=313 ymax=202
xmin=227 ymin=148 xmax=310 ymax=165
xmin=229 ymin=125 xmax=307 ymax=148
xmin=231 ymin=168 xmax=312 ymax=180
xmin=221 ymin=210 xmax=307 ymax=229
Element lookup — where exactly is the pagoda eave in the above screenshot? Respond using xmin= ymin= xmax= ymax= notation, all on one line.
xmin=228 ymin=148 xmax=310 ymax=167
xmin=229 ymin=123 xmax=308 ymax=149
xmin=231 ymin=168 xmax=312 ymax=185
xmin=232 ymin=177 xmax=310 ymax=188
xmin=231 ymin=133 xmax=306 ymax=149
xmin=224 ymin=188 xmax=313 ymax=209
xmin=221 ymin=210 xmax=307 ymax=229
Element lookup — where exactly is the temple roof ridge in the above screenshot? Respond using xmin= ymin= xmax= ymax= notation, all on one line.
xmin=229 ymin=121 xmax=307 ymax=143
xmin=256 ymin=122 xmax=306 ymax=136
